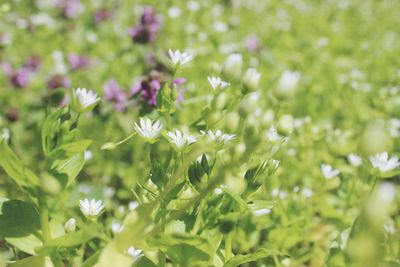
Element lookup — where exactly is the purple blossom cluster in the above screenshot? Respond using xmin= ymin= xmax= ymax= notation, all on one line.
xmin=128 ymin=6 xmax=162 ymax=44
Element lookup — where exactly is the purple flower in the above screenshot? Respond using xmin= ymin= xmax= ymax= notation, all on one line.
xmin=68 ymin=53 xmax=90 ymax=70
xmin=55 ymin=0 xmax=82 ymax=19
xmin=24 ymin=55 xmax=41 ymax=72
xmin=11 ymin=69 xmax=30 ymax=88
xmin=128 ymin=6 xmax=162 ymax=44
xmin=173 ymin=78 xmax=186 ymax=103
xmin=245 ymin=34 xmax=261 ymax=52
xmin=103 ymin=80 xmax=128 ymax=111
xmin=94 ymin=8 xmax=113 ymax=24
xmin=141 ymin=79 xmax=161 ymax=106
xmin=47 ymin=74 xmax=71 ymax=90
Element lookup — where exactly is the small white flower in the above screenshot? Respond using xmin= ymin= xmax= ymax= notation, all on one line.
xmin=277 ymin=70 xmax=301 ymax=94
xmin=369 ymin=152 xmax=400 ymax=173
xmin=302 ymin=188 xmax=313 ymax=198
xmin=72 ymin=88 xmax=100 ymax=113
xmin=64 ymin=218 xmax=76 ymax=232
xmin=348 ymin=153 xmax=362 ymax=167
xmin=214 ymin=188 xmax=223 ymax=195
xmin=207 ymin=76 xmax=230 ymax=90
xmin=222 ymin=53 xmax=243 ymax=78
xmin=321 ymin=163 xmax=340 ymax=179
xmin=389 ymin=118 xmax=400 ymax=137
xmin=111 ymin=222 xmax=124 ymax=234
xmin=128 ymin=201 xmax=139 ymax=211
xmin=134 ymin=118 xmax=163 ymax=143
xmin=253 ymin=208 xmax=271 ymax=216
xmin=103 ymin=186 xmax=115 ymax=198
xmin=84 ymin=150 xmax=93 ymax=161
xmin=266 ymin=126 xmax=283 ymax=143
xmin=200 ymin=130 xmax=235 ymax=143
xmin=167 ymin=130 xmax=196 ymax=150
xmin=79 ymin=199 xmax=104 ymax=218
xmin=127 ymin=246 xmax=143 ymax=261
xmin=168 ymin=49 xmax=194 ymax=67
xmin=0 ymin=128 xmax=10 ymax=141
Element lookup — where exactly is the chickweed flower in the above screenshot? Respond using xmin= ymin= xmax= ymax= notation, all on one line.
xmin=0 ymin=128 xmax=10 ymax=142
xmin=111 ymin=222 xmax=124 ymax=234
xmin=369 ymin=152 xmax=400 ymax=173
xmin=134 ymin=118 xmax=163 ymax=143
xmin=207 ymin=76 xmax=230 ymax=90
xmin=348 ymin=153 xmax=362 ymax=167
xmin=222 ymin=53 xmax=243 ymax=78
xmin=166 ymin=129 xmax=196 ymax=150
xmin=266 ymin=126 xmax=283 ymax=143
xmin=64 ymin=218 xmax=76 ymax=232
xmin=168 ymin=49 xmax=194 ymax=67
xmin=127 ymin=246 xmax=143 ymax=261
xmin=79 ymin=198 xmax=104 ymax=218
xmin=71 ymin=88 xmax=100 ymax=113
xmin=200 ymin=129 xmax=235 ymax=143
xmin=321 ymin=163 xmax=340 ymax=179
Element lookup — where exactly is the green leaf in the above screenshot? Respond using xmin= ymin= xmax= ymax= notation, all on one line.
xmin=0 ymin=139 xmax=40 ymax=189
xmin=0 ymin=199 xmax=40 ymax=237
xmin=223 ymin=248 xmax=283 ymax=267
xmin=47 ymin=140 xmax=91 ymax=186
xmin=94 ymin=241 xmax=133 ymax=267
xmin=36 ymin=229 xmax=97 ymax=255
xmin=41 ymin=108 xmax=65 ymax=156
xmin=6 ymin=234 xmax=43 ymax=255
xmin=149 ymin=233 xmax=214 ymax=264
xmin=8 ymin=256 xmax=54 ymax=267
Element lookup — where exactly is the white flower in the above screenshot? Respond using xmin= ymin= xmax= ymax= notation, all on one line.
xmin=277 ymin=70 xmax=301 ymax=95
xmin=321 ymin=164 xmax=340 ymax=179
xmin=253 ymin=208 xmax=271 ymax=216
xmin=348 ymin=153 xmax=362 ymax=167
xmin=79 ymin=199 xmax=104 ymax=218
xmin=111 ymin=222 xmax=124 ymax=234
xmin=168 ymin=49 xmax=194 ymax=67
xmin=128 ymin=201 xmax=139 ymax=211
xmin=64 ymin=218 xmax=76 ymax=232
xmin=200 ymin=130 xmax=235 ymax=143
xmin=167 ymin=130 xmax=196 ymax=150
xmin=0 ymin=128 xmax=10 ymax=141
xmin=222 ymin=53 xmax=243 ymax=78
xmin=84 ymin=150 xmax=93 ymax=161
xmin=214 ymin=188 xmax=223 ymax=195
xmin=302 ymin=188 xmax=313 ymax=198
xmin=72 ymin=88 xmax=100 ymax=113
xmin=266 ymin=126 xmax=283 ymax=143
xmin=127 ymin=246 xmax=143 ymax=261
xmin=134 ymin=118 xmax=163 ymax=143
xmin=207 ymin=76 xmax=230 ymax=90
xmin=369 ymin=152 xmax=400 ymax=173
xmin=389 ymin=118 xmax=400 ymax=137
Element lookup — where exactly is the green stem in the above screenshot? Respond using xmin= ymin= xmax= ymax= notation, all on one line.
xmin=225 ymin=233 xmax=233 ymax=261
xmin=38 ymin=195 xmax=64 ymax=267
xmin=39 ymin=195 xmax=51 ymax=243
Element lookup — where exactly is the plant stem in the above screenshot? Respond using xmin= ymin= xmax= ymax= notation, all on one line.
xmin=39 ymin=195 xmax=51 ymax=243
xmin=225 ymin=233 xmax=233 ymax=261
xmin=38 ymin=194 xmax=64 ymax=267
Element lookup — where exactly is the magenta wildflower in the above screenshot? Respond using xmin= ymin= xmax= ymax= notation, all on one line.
xmin=47 ymin=74 xmax=71 ymax=90
xmin=68 ymin=53 xmax=90 ymax=70
xmin=103 ymin=80 xmax=128 ymax=111
xmin=128 ymin=6 xmax=162 ymax=44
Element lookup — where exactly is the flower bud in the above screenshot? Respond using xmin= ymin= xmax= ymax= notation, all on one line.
xmin=238 ymin=92 xmax=259 ymax=118
xmin=41 ymin=173 xmax=61 ymax=195
xmin=212 ymin=92 xmax=228 ymax=110
xmin=278 ymin=114 xmax=294 ymax=135
xmin=242 ymin=68 xmax=261 ymax=94
xmin=275 ymin=70 xmax=301 ymax=99
xmin=224 ymin=112 xmax=240 ymax=132
xmin=222 ymin=53 xmax=242 ymax=79
xmin=359 ymin=120 xmax=391 ymax=156
xmin=64 ymin=218 xmax=76 ymax=232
